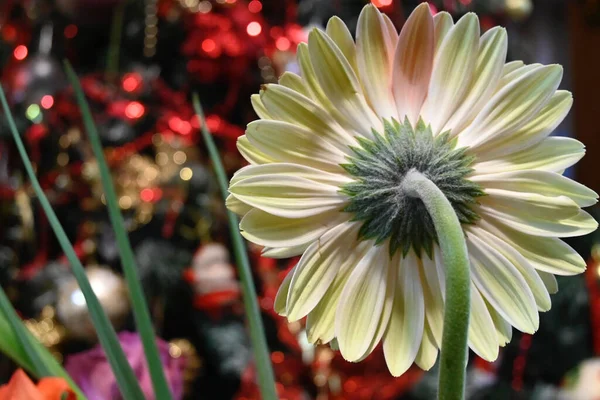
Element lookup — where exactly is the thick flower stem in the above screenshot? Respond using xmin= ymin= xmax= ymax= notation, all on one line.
xmin=401 ymin=169 xmax=470 ymax=400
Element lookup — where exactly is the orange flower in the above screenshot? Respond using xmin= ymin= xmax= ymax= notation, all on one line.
xmin=0 ymin=369 xmax=75 ymax=400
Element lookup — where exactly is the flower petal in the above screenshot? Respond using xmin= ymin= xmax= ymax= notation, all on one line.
xmin=356 ymin=5 xmax=397 ymax=119
xmin=262 ymin=245 xmax=309 ymax=259
xmin=537 ymin=271 xmax=558 ymax=294
xmin=287 ymin=222 xmax=361 ymax=321
xmin=383 ymin=252 xmax=425 ymax=377
xmin=477 ymin=218 xmax=587 ymax=276
xmin=459 ymin=65 xmax=563 ymax=150
xmin=337 ymin=246 xmax=393 ymax=362
xmin=237 ymin=135 xmax=277 ymax=165
xmin=421 ymin=13 xmax=480 ymax=134
xmin=278 ymin=71 xmax=311 ymax=98
xmin=486 ymin=301 xmax=512 ymax=346
xmin=474 ymin=90 xmax=573 ymax=159
xmin=240 ymin=208 xmax=344 ymax=248
xmin=274 ymin=266 xmax=295 ymax=315
xmin=501 ymin=60 xmax=524 ymax=75
xmin=481 ymin=190 xmax=580 ymax=221
xmin=420 ymin=252 xmax=444 ymax=347
xmin=495 ymin=63 xmax=541 ymax=93
xmin=433 ymin=11 xmax=453 ymax=54
xmin=326 ymin=16 xmax=358 ymax=74
xmin=226 ymin=193 xmax=253 ymax=216
xmin=443 ymin=26 xmax=507 ymax=135
xmin=468 ymin=283 xmax=499 ymax=361
xmin=473 ymin=137 xmax=586 ymax=175
xmin=297 ymin=42 xmax=332 ymax=108
xmin=251 ymin=94 xmax=272 ymax=119
xmin=472 ymin=170 xmax=598 ymax=208
xmin=415 ymin=324 xmax=438 ymax=371
xmin=392 ymin=2 xmax=434 ymax=125
xmin=467 ymin=233 xmax=539 ymax=334
xmin=308 ymin=29 xmax=382 ymax=137
xmin=246 ymin=120 xmax=347 ymax=171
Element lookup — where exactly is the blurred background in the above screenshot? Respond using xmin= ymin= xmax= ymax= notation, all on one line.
xmin=1 ymin=0 xmax=600 ymax=399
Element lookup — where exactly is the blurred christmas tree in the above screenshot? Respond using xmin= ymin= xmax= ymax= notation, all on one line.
xmin=0 ymin=0 xmax=598 ymax=399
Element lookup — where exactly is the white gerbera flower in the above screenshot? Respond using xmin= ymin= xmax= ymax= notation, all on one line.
xmin=227 ymin=3 xmax=598 ymax=376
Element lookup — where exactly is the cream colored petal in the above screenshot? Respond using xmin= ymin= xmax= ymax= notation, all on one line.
xmin=477 ymin=218 xmax=587 ymax=276
xmin=481 ymin=190 xmax=580 ymax=221
xmin=486 ymin=301 xmax=512 ymax=346
xmin=297 ymin=42 xmax=332 ymax=107
xmin=474 ymin=90 xmax=573 ymax=159
xmin=420 ymin=252 xmax=444 ymax=347
xmin=472 ymin=170 xmax=598 ymax=208
xmin=433 ymin=11 xmax=453 ymax=54
xmin=246 ymin=120 xmax=347 ymax=172
xmin=469 ymin=226 xmax=551 ymax=312
xmin=278 ymin=71 xmax=311 ymax=98
xmin=459 ymin=65 xmax=563 ymax=150
xmin=537 ymin=271 xmax=558 ymax=294
xmin=392 ymin=2 xmax=434 ymax=125
xmin=421 ymin=13 xmax=479 ymax=134
xmin=259 ymin=84 xmax=357 ymax=150
xmin=479 ymin=205 xmax=597 ymax=238
xmin=473 ymin=137 xmax=585 ymax=175
xmin=383 ymin=252 xmax=425 ymax=377
xmin=226 ymin=193 xmax=253 ymax=216
xmin=237 ymin=135 xmax=277 ymax=165
xmin=251 ymin=94 xmax=272 ymax=119
xmin=308 ymin=29 xmax=382 ymax=137
xmin=274 ymin=266 xmax=295 ymax=315
xmin=443 ymin=27 xmax=507 ymax=135
xmin=415 ymin=324 xmax=438 ymax=371
xmin=286 ymin=222 xmax=361 ymax=321
xmin=262 ymin=244 xmax=309 ymax=259
xmin=468 ymin=283 xmax=499 ymax=361
xmin=306 ymin=240 xmax=370 ymax=344
xmin=467 ymin=233 xmax=539 ymax=334
xmin=495 ymin=63 xmax=541 ymax=93
xmin=336 ymin=246 xmax=393 ymax=362
xmin=501 ymin=60 xmax=524 ymax=76
xmin=326 ymin=16 xmax=358 ymax=74
xmin=240 ymin=208 xmax=344 ymax=248
xmin=356 ymin=5 xmax=397 ymax=119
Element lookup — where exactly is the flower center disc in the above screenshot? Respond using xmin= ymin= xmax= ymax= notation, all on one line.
xmin=341 ymin=118 xmax=485 ymax=257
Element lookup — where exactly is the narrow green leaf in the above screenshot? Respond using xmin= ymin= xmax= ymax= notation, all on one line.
xmin=64 ymin=61 xmax=173 ymax=400
xmin=192 ymin=94 xmax=277 ymax=400
xmin=0 ymin=85 xmax=145 ymax=400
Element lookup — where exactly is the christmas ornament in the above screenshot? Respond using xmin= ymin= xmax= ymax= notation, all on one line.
xmin=505 ymin=0 xmax=533 ymax=21
xmin=56 ymin=265 xmax=130 ymax=341
xmin=560 ymin=358 xmax=600 ymax=400
xmin=24 ymin=306 xmax=66 ymax=362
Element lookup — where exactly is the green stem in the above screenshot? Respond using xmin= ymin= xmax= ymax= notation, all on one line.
xmin=192 ymin=94 xmax=278 ymax=400
xmin=401 ymin=169 xmax=470 ymax=400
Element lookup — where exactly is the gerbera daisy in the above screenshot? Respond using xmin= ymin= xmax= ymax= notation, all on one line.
xmin=226 ymin=3 xmax=598 ymax=377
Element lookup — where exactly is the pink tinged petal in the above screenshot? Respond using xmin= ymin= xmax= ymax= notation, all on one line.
xmin=336 ymin=246 xmax=394 ymax=362
xmin=381 ymin=13 xmax=399 ymax=47
xmin=278 ymin=71 xmax=312 ymax=98
xmin=420 ymin=252 xmax=444 ymax=347
xmin=226 ymin=194 xmax=253 ymax=216
xmin=432 ymin=11 xmax=453 ymax=54
xmin=356 ymin=5 xmax=398 ymax=119
xmin=415 ymin=324 xmax=438 ymax=371
xmin=471 ymin=170 xmax=598 ymax=208
xmin=473 ymin=137 xmax=586 ymax=175
xmin=274 ymin=266 xmax=295 ymax=316
xmin=421 ymin=13 xmax=480 ymax=135
xmin=245 ymin=120 xmax=347 ymax=172
xmin=459 ymin=65 xmax=563 ymax=150
xmin=392 ymin=2 xmax=434 ymax=125
xmin=239 ymin=208 xmax=345 ymax=248
xmin=251 ymin=94 xmax=272 ymax=119
xmin=237 ymin=135 xmax=277 ymax=165
xmin=467 ymin=233 xmax=539 ymax=334
xmin=261 ymin=244 xmax=310 ymax=259
xmin=259 ymin=84 xmax=357 ymax=151
xmin=477 ymin=218 xmax=587 ymax=276
xmin=468 ymin=283 xmax=499 ymax=361
xmin=307 ymin=29 xmax=382 ymax=137
xmin=286 ymin=222 xmax=361 ymax=321
xmin=443 ymin=27 xmax=508 ymax=136
xmin=469 ymin=227 xmax=551 ymax=312
xmin=306 ymin=240 xmax=370 ymax=344
xmin=486 ymin=301 xmax=513 ymax=346
xmin=383 ymin=252 xmax=425 ymax=377
xmin=473 ymin=90 xmax=573 ymax=160
xmin=326 ymin=16 xmax=358 ymax=74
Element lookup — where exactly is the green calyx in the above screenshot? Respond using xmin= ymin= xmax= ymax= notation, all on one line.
xmin=340 ymin=117 xmax=485 ymax=258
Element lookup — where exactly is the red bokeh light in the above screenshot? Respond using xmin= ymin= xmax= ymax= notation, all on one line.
xmin=40 ymin=95 xmax=54 ymax=109
xmin=13 ymin=45 xmax=28 ymax=61
xmin=275 ymin=37 xmax=290 ymax=51
xmin=122 ymin=73 xmax=142 ymax=92
xmin=372 ymin=0 xmax=393 ymax=7
xmin=64 ymin=24 xmax=78 ymax=39
xmin=248 ymin=0 xmax=262 ymax=13
xmin=125 ymin=101 xmax=145 ymax=119
xmin=246 ymin=22 xmax=262 ymax=37
xmin=2 ymin=25 xmax=17 ymax=42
